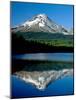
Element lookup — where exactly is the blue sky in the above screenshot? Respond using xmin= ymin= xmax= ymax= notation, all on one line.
xmin=11 ymin=2 xmax=74 ymax=30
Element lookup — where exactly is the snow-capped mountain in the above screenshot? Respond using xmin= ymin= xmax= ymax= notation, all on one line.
xmin=12 ymin=14 xmax=69 ymax=35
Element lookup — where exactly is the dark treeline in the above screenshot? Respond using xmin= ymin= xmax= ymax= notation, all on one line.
xmin=11 ymin=33 xmax=73 ymax=54
xmin=12 ymin=59 xmax=73 ymax=74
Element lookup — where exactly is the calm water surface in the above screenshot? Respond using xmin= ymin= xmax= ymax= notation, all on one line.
xmin=12 ymin=53 xmax=74 ymax=98
xmin=13 ymin=53 xmax=73 ymax=62
xmin=11 ymin=75 xmax=74 ymax=98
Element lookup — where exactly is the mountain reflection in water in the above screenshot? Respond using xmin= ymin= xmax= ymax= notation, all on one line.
xmin=12 ymin=53 xmax=74 ymax=98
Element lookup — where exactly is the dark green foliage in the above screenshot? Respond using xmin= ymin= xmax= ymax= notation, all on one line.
xmin=13 ymin=31 xmax=73 ymax=47
xmin=26 ymin=39 xmax=73 ymax=47
xmin=12 ymin=32 xmax=74 ymax=54
xmin=23 ymin=61 xmax=73 ymax=71
xmin=12 ymin=59 xmax=73 ymax=73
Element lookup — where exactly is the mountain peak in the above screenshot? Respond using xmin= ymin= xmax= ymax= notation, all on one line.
xmin=34 ymin=14 xmax=47 ymax=19
xmin=22 ymin=13 xmax=48 ymax=26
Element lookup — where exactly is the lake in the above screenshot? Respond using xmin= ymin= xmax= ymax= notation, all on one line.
xmin=11 ymin=53 xmax=74 ymax=98
xmin=13 ymin=53 xmax=73 ymax=62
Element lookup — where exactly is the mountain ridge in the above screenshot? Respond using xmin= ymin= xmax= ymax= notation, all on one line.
xmin=12 ymin=14 xmax=73 ymax=35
